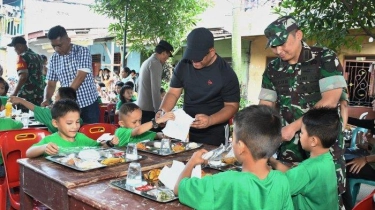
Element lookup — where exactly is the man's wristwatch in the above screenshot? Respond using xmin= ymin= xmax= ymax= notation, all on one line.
xmin=151 ymin=118 xmax=159 ymax=129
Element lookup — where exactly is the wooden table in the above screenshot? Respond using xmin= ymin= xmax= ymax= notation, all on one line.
xmin=68 ymin=180 xmax=191 ymax=210
xmin=19 ymin=145 xmax=215 ymax=210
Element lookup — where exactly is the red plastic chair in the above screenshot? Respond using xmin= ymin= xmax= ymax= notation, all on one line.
xmin=105 ymin=103 xmax=119 ymax=124
xmin=99 ymin=104 xmax=108 ymax=123
xmin=0 ymin=130 xmax=8 ymax=210
xmin=79 ymin=123 xmax=118 ymax=140
xmin=1 ymin=128 xmax=51 ymax=209
xmin=352 ymin=189 xmax=375 ymax=210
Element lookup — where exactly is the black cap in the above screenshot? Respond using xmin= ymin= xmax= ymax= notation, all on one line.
xmin=183 ymin=27 xmax=214 ymax=61
xmin=156 ymin=40 xmax=174 ymax=57
xmin=7 ymin=36 xmax=27 ymax=47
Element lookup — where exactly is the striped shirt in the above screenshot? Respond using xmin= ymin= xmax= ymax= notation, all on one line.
xmin=47 ymin=44 xmax=98 ymax=108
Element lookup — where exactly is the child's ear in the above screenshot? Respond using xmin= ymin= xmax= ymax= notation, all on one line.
xmin=118 ymin=120 xmax=125 ymax=127
xmin=310 ymin=136 xmax=319 ymax=147
xmin=52 ymin=119 xmax=58 ymax=128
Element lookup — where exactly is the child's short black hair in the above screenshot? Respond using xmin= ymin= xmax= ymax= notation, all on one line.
xmin=119 ymin=102 xmax=140 ymax=117
xmin=0 ymin=77 xmax=9 ymax=96
xmin=233 ymin=105 xmax=282 ymax=160
xmin=98 ymin=82 xmax=105 ymax=88
xmin=124 ymin=81 xmax=134 ymax=89
xmin=51 ymin=99 xmax=80 ymax=120
xmin=115 ymin=81 xmax=124 ymax=87
xmin=302 ymin=107 xmax=340 ymax=148
xmin=58 ymin=87 xmax=77 ymax=101
xmin=131 ymin=70 xmax=136 ymax=74
xmin=119 ymin=85 xmax=134 ymax=103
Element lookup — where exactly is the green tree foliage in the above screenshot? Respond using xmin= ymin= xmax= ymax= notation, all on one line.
xmin=92 ymin=0 xmax=211 ymax=55
xmin=273 ymin=0 xmax=375 ymax=52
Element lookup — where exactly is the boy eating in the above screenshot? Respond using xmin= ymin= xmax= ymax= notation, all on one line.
xmin=26 ymin=99 xmax=118 ymax=157
xmin=174 ymin=105 xmax=293 ymax=210
xmin=269 ymin=107 xmax=340 ymax=209
xmin=115 ymin=102 xmax=174 ymax=147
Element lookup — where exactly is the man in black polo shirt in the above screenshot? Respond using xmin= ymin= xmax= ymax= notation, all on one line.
xmin=157 ymin=27 xmax=240 ymax=145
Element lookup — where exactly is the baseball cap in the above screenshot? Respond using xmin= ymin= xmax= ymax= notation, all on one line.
xmin=264 ymin=16 xmax=299 ymax=48
xmin=183 ymin=27 xmax=214 ymax=61
xmin=7 ymin=36 xmax=27 ymax=47
xmin=156 ymin=40 xmax=174 ymax=57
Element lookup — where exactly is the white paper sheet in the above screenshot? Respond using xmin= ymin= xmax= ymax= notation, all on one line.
xmin=162 ymin=109 xmax=195 ymax=141
xmin=158 ymin=160 xmax=202 ymax=190
xmin=96 ymin=133 xmax=114 ymax=143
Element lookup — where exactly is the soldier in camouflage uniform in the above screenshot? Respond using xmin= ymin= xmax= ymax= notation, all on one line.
xmin=259 ymin=16 xmax=348 ymax=209
xmin=8 ymin=36 xmax=45 ymax=111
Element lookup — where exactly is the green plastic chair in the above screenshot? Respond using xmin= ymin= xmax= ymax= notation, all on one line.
xmin=348 ymin=127 xmax=375 ymax=206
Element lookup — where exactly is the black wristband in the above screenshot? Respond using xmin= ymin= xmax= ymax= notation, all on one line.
xmin=106 ymin=140 xmax=114 ymax=148
xmin=157 ymin=109 xmax=163 ymax=113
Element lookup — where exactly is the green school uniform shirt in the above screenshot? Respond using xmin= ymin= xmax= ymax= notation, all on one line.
xmin=115 ymin=127 xmax=156 ymax=147
xmin=0 ymin=118 xmax=24 ymax=164
xmin=178 ymin=170 xmax=294 ymax=210
xmin=34 ymin=106 xmax=83 ymax=133
xmin=32 ymin=132 xmax=100 ymax=156
xmin=286 ymin=152 xmax=338 ymax=210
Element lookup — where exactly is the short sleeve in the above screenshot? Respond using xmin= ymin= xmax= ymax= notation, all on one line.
xmin=318 ymin=49 xmax=347 ymax=92
xmin=221 ymin=68 xmax=240 ymax=103
xmin=10 ymin=119 xmax=23 ymax=129
xmin=77 ymin=47 xmax=92 ymax=72
xmin=76 ymin=133 xmax=100 ymax=147
xmin=115 ymin=128 xmax=132 ymax=147
xmin=116 ymin=101 xmax=122 ymax=110
xmin=16 ymin=55 xmax=28 ymax=74
xmin=259 ymin=63 xmax=278 ymax=102
xmin=170 ymin=61 xmax=186 ymax=88
xmin=286 ymin=164 xmax=310 ymax=195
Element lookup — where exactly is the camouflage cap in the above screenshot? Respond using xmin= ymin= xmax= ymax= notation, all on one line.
xmin=264 ymin=16 xmax=299 ymax=48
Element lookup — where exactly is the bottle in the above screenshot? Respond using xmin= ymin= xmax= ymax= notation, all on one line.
xmin=5 ymin=101 xmax=12 ymax=118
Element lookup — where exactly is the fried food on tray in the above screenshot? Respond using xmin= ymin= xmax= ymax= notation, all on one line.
xmin=136 ymin=143 xmax=146 ymax=150
xmin=66 ymin=158 xmax=75 ymax=166
xmin=201 ymin=170 xmax=212 ymax=177
xmin=101 ymin=157 xmax=125 ymax=165
xmin=144 ymin=169 xmax=161 ymax=183
xmin=222 ymin=157 xmax=237 ymax=165
xmin=172 ymin=143 xmax=185 ymax=152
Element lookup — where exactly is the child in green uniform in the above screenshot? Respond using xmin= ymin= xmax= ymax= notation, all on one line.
xmin=115 ymin=85 xmax=135 ymax=115
xmin=26 ymin=99 xmax=118 ymax=157
xmin=174 ymin=105 xmax=294 ymax=210
xmin=9 ymin=87 xmax=80 ymax=133
xmin=0 ymin=77 xmax=9 ymax=97
xmin=115 ymin=102 xmax=174 ymax=147
xmin=269 ymin=107 xmax=340 ymax=210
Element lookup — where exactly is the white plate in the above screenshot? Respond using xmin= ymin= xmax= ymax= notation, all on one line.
xmin=78 ymin=149 xmax=100 ymax=161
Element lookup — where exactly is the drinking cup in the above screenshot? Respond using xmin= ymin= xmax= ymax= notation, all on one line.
xmin=159 ymin=138 xmax=171 ymax=154
xmin=126 ymin=162 xmax=142 ymax=186
xmin=126 ymin=143 xmax=138 ymax=160
xmin=21 ymin=113 xmax=29 ymax=128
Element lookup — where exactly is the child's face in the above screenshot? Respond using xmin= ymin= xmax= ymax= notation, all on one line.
xmin=123 ymin=89 xmax=133 ymax=101
xmin=0 ymin=83 xmax=6 ymax=96
xmin=300 ymin=123 xmax=311 ymax=151
xmin=232 ymin=125 xmax=242 ymax=162
xmin=53 ymin=111 xmax=81 ymax=141
xmin=54 ymin=92 xmax=61 ymax=102
xmin=115 ymin=85 xmax=122 ymax=94
xmin=120 ymin=109 xmax=142 ymax=129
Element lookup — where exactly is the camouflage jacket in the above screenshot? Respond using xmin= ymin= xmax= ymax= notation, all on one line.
xmin=259 ymin=41 xmax=346 ymax=160
xmin=17 ymin=48 xmax=45 ymax=105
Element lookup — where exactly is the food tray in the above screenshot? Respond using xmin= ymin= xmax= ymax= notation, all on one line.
xmin=111 ymin=179 xmax=178 ymax=203
xmin=45 ymin=148 xmax=147 ymax=172
xmin=110 ymin=167 xmax=221 ymax=203
xmin=204 ymin=163 xmax=242 ymax=172
xmin=136 ymin=140 xmax=203 ymax=156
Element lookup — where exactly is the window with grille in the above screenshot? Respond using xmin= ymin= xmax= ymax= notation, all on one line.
xmin=345 ymin=60 xmax=375 ymax=107
xmin=92 ymin=54 xmax=101 ymax=63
